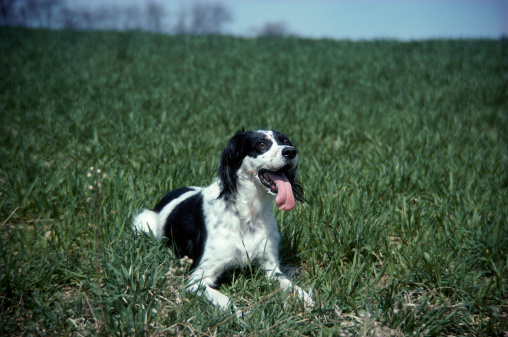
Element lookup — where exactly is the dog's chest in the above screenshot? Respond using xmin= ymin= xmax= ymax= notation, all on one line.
xmin=232 ymin=224 xmax=273 ymax=263
xmin=201 ymin=189 xmax=279 ymax=265
xmin=207 ymin=215 xmax=277 ymax=265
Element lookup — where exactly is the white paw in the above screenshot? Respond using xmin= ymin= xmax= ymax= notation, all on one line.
xmin=294 ymin=286 xmax=315 ymax=307
xmin=234 ymin=306 xmax=251 ymax=319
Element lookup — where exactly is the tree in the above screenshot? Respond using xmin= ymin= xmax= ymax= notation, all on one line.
xmin=16 ymin=0 xmax=62 ymax=28
xmin=59 ymin=6 xmax=94 ymax=30
xmin=122 ymin=5 xmax=144 ymax=31
xmin=174 ymin=2 xmax=232 ymax=35
xmin=146 ymin=1 xmax=166 ymax=33
xmin=258 ymin=21 xmax=291 ymax=37
xmin=1 ymin=0 xmax=232 ymax=36
xmin=0 ymin=0 xmax=17 ymax=25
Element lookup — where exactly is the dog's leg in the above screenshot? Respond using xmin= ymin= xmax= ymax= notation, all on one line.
xmin=262 ymin=258 xmax=314 ymax=306
xmin=186 ymin=268 xmax=244 ymax=318
xmin=276 ymin=274 xmax=314 ymax=306
xmin=187 ymin=271 xmax=231 ymax=308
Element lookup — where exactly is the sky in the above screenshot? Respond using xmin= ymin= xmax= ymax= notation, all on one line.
xmin=84 ymin=0 xmax=507 ymax=40
xmin=226 ymin=0 xmax=507 ymax=40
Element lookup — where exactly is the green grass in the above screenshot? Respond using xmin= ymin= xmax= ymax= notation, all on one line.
xmin=0 ymin=27 xmax=507 ymax=336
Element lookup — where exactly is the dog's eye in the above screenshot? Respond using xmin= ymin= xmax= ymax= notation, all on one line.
xmin=258 ymin=142 xmax=267 ymax=149
xmin=283 ymin=139 xmax=291 ymax=146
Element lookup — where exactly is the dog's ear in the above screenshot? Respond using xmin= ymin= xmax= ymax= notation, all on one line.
xmin=286 ymin=166 xmax=306 ymax=203
xmin=218 ymin=131 xmax=246 ymax=199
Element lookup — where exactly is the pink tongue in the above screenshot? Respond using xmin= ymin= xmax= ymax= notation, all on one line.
xmin=266 ymin=172 xmax=295 ymax=211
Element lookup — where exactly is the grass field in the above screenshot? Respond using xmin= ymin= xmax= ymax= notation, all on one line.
xmin=0 ymin=27 xmax=507 ymax=336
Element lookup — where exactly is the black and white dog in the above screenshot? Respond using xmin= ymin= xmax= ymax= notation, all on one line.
xmin=133 ymin=130 xmax=314 ymax=313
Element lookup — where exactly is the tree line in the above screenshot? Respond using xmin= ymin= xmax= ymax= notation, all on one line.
xmin=0 ymin=0 xmax=290 ymax=36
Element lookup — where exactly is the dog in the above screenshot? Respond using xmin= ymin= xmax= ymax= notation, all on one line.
xmin=133 ymin=129 xmax=314 ymax=314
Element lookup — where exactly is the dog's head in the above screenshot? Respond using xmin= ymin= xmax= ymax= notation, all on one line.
xmin=218 ymin=130 xmax=304 ymax=210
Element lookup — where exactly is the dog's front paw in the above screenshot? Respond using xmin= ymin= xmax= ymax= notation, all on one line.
xmin=297 ymin=286 xmax=315 ymax=307
xmin=234 ymin=306 xmax=251 ymax=319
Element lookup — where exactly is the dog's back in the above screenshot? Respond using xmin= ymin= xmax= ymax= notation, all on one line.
xmin=133 ymin=186 xmax=205 ymax=267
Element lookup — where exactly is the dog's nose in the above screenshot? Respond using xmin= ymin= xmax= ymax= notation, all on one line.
xmin=282 ymin=147 xmax=297 ymax=160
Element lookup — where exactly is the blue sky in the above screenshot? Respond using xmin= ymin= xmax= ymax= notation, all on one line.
xmin=226 ymin=0 xmax=506 ymax=40
xmin=86 ymin=0 xmax=507 ymax=40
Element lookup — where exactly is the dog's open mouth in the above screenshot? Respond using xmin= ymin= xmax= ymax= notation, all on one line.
xmin=258 ymin=169 xmax=295 ymax=211
xmin=259 ymin=169 xmax=279 ymax=193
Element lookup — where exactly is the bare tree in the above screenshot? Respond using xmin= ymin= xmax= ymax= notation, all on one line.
xmin=174 ymin=2 xmax=232 ymax=35
xmin=146 ymin=1 xmax=166 ymax=33
xmin=3 ymin=0 xmax=234 ymax=37
xmin=16 ymin=0 xmax=62 ymax=28
xmin=121 ymin=5 xmax=142 ymax=31
xmin=258 ymin=21 xmax=291 ymax=37
xmin=173 ymin=4 xmax=188 ymax=34
xmin=59 ymin=6 xmax=96 ymax=30
xmin=59 ymin=6 xmax=76 ymax=29
xmin=0 ymin=0 xmax=17 ymax=25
